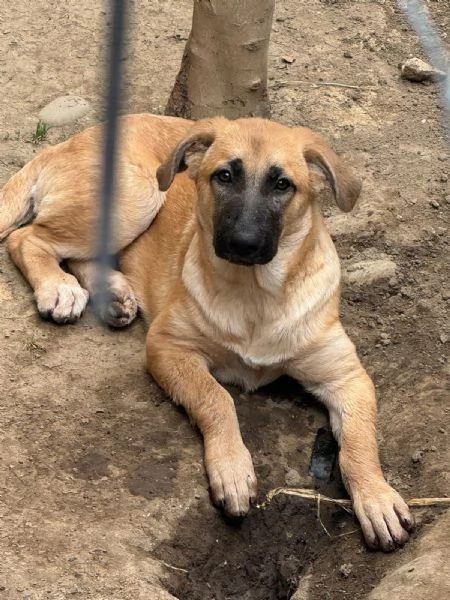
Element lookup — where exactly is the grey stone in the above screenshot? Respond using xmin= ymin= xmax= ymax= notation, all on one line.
xmin=39 ymin=95 xmax=90 ymax=126
xmin=342 ymin=259 xmax=397 ymax=286
xmin=400 ymin=58 xmax=447 ymax=83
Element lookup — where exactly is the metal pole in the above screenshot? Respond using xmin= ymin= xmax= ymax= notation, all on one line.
xmin=399 ymin=0 xmax=450 ymax=138
xmin=95 ymin=0 xmax=127 ymax=321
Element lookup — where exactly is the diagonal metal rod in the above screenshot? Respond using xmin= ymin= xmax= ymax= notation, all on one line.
xmin=399 ymin=0 xmax=450 ymax=138
xmin=94 ymin=0 xmax=127 ymax=322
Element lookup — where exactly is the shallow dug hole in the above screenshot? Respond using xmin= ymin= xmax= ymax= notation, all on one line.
xmin=152 ymin=381 xmax=350 ymax=600
xmin=155 ymin=497 xmax=320 ymax=600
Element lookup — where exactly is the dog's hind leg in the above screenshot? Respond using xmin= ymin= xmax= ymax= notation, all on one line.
xmin=7 ymin=225 xmax=89 ymax=323
xmin=67 ymin=259 xmax=138 ymax=328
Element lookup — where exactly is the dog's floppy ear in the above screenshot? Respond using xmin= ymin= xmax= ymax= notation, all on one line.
xmin=156 ymin=120 xmax=217 ymax=192
xmin=300 ymin=129 xmax=362 ymax=212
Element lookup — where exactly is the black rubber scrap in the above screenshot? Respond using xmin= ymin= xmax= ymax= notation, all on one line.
xmin=309 ymin=426 xmax=338 ymax=481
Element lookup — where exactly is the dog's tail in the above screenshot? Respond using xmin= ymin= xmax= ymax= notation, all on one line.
xmin=0 ymin=147 xmax=55 ymax=242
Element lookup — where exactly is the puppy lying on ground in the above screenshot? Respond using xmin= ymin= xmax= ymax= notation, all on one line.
xmin=0 ymin=114 xmax=414 ymax=551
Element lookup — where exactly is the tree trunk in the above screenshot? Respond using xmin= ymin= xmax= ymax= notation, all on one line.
xmin=166 ymin=0 xmax=275 ymax=120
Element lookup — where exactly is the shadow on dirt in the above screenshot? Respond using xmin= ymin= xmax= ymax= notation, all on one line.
xmin=152 ymin=378 xmax=350 ymax=600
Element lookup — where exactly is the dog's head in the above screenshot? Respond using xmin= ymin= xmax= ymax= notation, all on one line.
xmin=157 ymin=117 xmax=361 ymax=266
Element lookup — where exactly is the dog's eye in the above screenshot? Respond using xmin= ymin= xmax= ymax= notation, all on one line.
xmin=275 ymin=178 xmax=291 ymax=191
xmin=215 ymin=169 xmax=232 ymax=183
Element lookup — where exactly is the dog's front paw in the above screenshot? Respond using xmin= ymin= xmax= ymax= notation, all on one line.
xmin=352 ymin=481 xmax=415 ymax=552
xmin=205 ymin=439 xmax=257 ymax=518
xmin=36 ymin=279 xmax=89 ymax=324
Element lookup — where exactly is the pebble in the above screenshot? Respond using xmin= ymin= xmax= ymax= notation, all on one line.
xmin=411 ymin=450 xmax=423 ymax=463
xmin=339 ymin=563 xmax=353 ymax=578
xmin=440 ymin=173 xmax=448 ymax=182
xmin=285 ymin=468 xmax=302 ymax=487
xmin=416 ymin=299 xmax=430 ymax=312
xmin=400 ymin=287 xmax=414 ymax=299
xmin=429 ymin=199 xmax=440 ymax=209
xmin=445 ymin=195 xmax=450 ymax=205
xmin=400 ymin=57 xmax=446 ymax=83
xmin=440 ymin=333 xmax=449 ymax=344
xmin=441 ymin=290 xmax=450 ymax=300
xmin=380 ymin=332 xmax=391 ymax=346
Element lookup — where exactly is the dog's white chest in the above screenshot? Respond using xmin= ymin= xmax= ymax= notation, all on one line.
xmin=183 ymin=234 xmax=340 ymax=389
xmin=226 ymin=320 xmax=295 ymax=367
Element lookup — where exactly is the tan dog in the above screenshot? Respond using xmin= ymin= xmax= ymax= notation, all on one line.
xmin=0 ymin=114 xmax=414 ymax=551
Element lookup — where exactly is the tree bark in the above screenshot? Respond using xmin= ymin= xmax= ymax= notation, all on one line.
xmin=166 ymin=0 xmax=275 ymax=120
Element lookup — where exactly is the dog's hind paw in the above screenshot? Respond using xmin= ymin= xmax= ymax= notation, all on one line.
xmin=36 ymin=278 xmax=89 ymax=324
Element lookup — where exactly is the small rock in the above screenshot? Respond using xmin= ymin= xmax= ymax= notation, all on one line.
xmin=342 ymin=259 xmax=397 ymax=286
xmin=411 ymin=450 xmax=423 ymax=463
xmin=441 ymin=290 xmax=450 ymax=300
xmin=339 ymin=563 xmax=353 ymax=578
xmin=281 ymin=55 xmax=296 ymax=64
xmin=400 ymin=58 xmax=446 ymax=83
xmin=0 ymin=280 xmax=13 ymax=301
xmin=430 ymin=446 xmax=437 ymax=452
xmin=400 ymin=286 xmax=414 ymax=299
xmin=440 ymin=333 xmax=449 ymax=344
xmin=440 ymin=173 xmax=448 ymax=182
xmin=429 ymin=199 xmax=440 ymax=209
xmin=343 ymin=51 xmax=353 ymax=59
xmin=416 ymin=300 xmax=429 ymax=312
xmin=39 ymin=95 xmax=90 ymax=127
xmin=285 ymin=468 xmax=302 ymax=487
xmin=389 ymin=276 xmax=399 ymax=288
xmin=381 ymin=338 xmax=391 ymax=346
xmin=445 ymin=195 xmax=450 ymax=205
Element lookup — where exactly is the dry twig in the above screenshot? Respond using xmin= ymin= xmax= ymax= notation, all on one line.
xmin=271 ymin=80 xmax=366 ymax=91
xmin=257 ymin=487 xmax=450 ymax=510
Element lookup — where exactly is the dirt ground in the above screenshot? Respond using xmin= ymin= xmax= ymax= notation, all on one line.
xmin=0 ymin=1 xmax=449 ymax=599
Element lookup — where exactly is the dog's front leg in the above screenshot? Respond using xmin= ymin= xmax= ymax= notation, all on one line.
xmin=146 ymin=331 xmax=257 ymax=517
xmin=287 ymin=322 xmax=414 ymax=551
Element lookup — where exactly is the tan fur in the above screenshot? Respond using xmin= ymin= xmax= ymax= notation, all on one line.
xmin=0 ymin=113 xmax=413 ymax=551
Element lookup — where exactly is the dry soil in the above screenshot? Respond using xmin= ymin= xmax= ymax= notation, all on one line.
xmin=0 ymin=1 xmax=449 ymax=599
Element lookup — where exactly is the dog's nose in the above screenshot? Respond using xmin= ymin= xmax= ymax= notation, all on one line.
xmin=228 ymin=230 xmax=260 ymax=256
